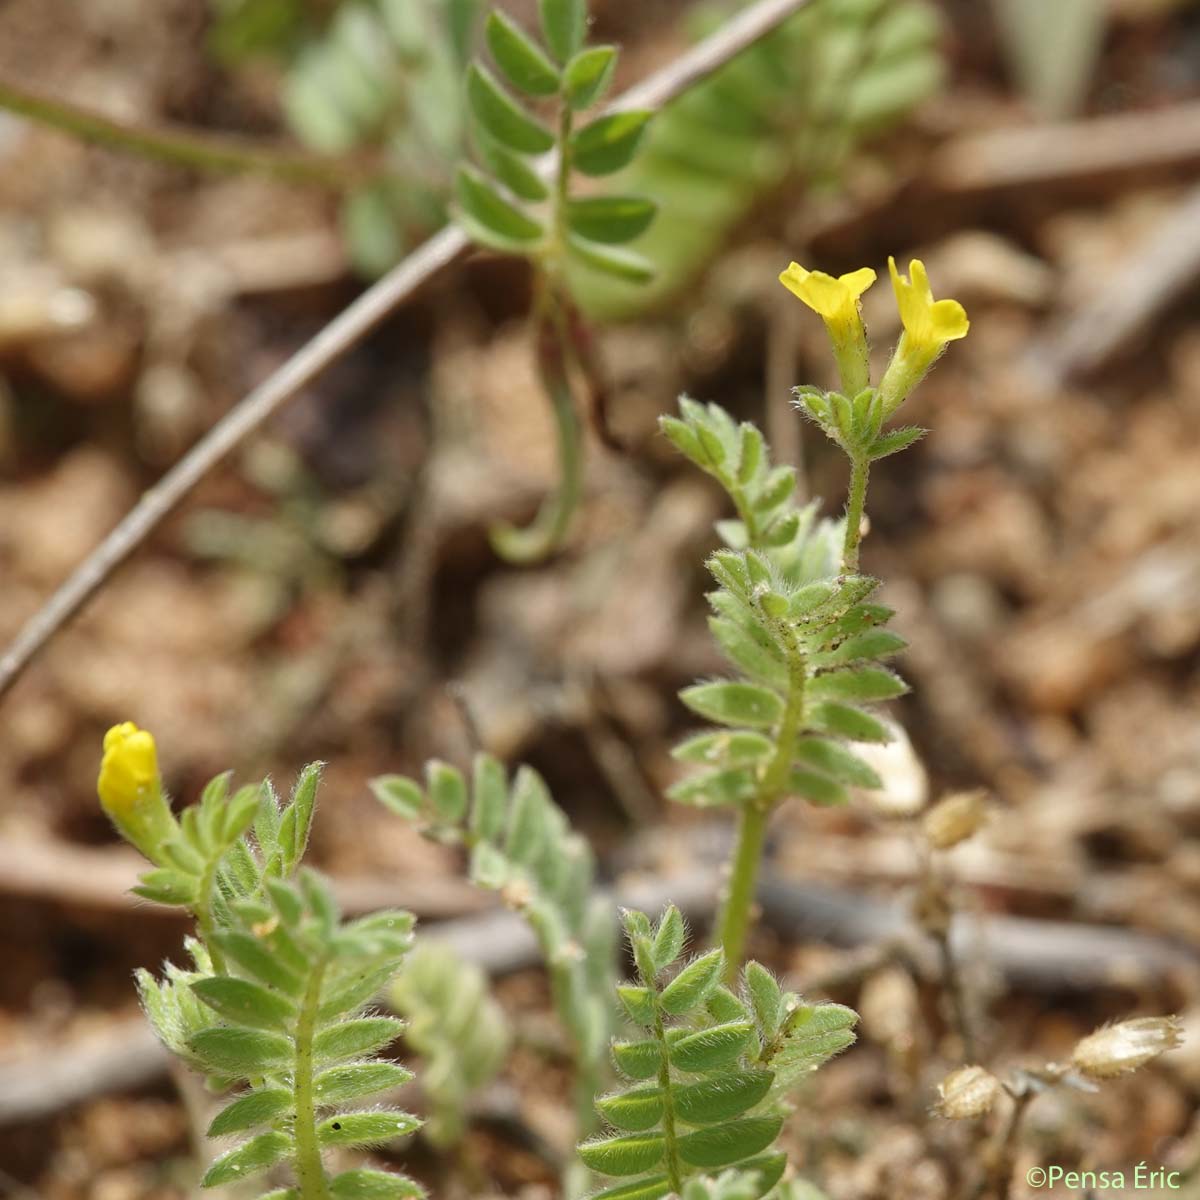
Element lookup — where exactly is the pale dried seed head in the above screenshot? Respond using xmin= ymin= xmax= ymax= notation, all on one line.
xmin=924 ymin=789 xmax=988 ymax=850
xmin=933 ymin=1065 xmax=1003 ymax=1118
xmin=1071 ymin=1016 xmax=1184 ymax=1079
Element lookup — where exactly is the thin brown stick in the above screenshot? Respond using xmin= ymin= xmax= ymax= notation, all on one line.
xmin=0 ymin=0 xmax=813 ymax=703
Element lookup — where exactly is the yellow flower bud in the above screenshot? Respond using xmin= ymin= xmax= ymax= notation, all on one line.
xmin=779 ymin=262 xmax=877 ymax=395
xmin=98 ymin=722 xmax=159 ymax=817
xmin=933 ymin=1065 xmax=1002 ymax=1119
xmin=879 ymin=257 xmax=969 ymax=415
xmin=97 ymin=722 xmax=177 ymax=863
xmin=1071 ymin=1016 xmax=1184 ymax=1079
xmin=924 ymin=789 xmax=988 ymax=851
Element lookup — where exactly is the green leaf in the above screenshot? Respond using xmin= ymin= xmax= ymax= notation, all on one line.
xmin=868 ymin=425 xmax=926 ymax=460
xmin=668 ymin=766 xmax=756 ymax=809
xmin=596 ymin=1084 xmax=663 ymax=1132
xmin=426 ymin=760 xmax=468 ymax=823
xmin=618 ymin=985 xmax=658 ymax=1027
xmin=329 ymin=1168 xmax=425 ymax=1199
xmin=315 ymin=1061 xmax=413 ymax=1106
xmin=669 ymin=1020 xmax=754 ymax=1072
xmin=651 ymin=904 xmax=686 ymax=973
xmin=707 ymin=984 xmax=751 ymax=1024
xmin=187 ymin=1027 xmax=291 ymax=1074
xmin=370 ymin=776 xmax=424 ymax=821
xmin=672 ymin=730 xmax=774 ymax=766
xmin=471 ymin=754 xmax=509 ymax=840
xmin=568 ymin=235 xmax=655 ymax=283
xmin=223 ymin=784 xmax=263 ymax=844
xmin=566 ymin=196 xmax=657 ymax=244
xmin=592 ymin=1180 xmax=672 ymax=1200
xmin=744 ymin=963 xmax=784 ymax=1042
xmin=737 ymin=1153 xmax=788 ymax=1197
xmin=677 ymin=1116 xmax=783 ymax=1169
xmin=680 ymin=682 xmax=783 ymax=729
xmin=467 ymin=64 xmax=555 ymax=154
xmin=318 ymin=1110 xmax=420 ymax=1147
xmin=486 ymin=11 xmax=561 ymax=95
xmin=613 ymin=1038 xmax=662 ymax=1080
xmin=266 ymin=878 xmax=304 ymax=926
xmin=132 ymin=869 xmax=197 ymax=906
xmin=191 ymin=977 xmax=297 ymax=1032
xmin=659 ymin=949 xmax=724 ymax=1016
xmin=208 ymin=1088 xmax=291 ymax=1137
xmin=201 ymin=1131 xmax=293 ymax=1187
xmin=571 ymin=110 xmax=652 ymax=176
xmin=456 ymin=165 xmax=544 ymax=253
xmin=578 ymin=1132 xmax=666 ymax=1176
xmin=813 ymin=629 xmax=907 ymax=668
xmin=787 ymin=769 xmax=848 ymax=808
xmin=314 ymin=1016 xmax=406 ymax=1063
xmin=793 ymin=738 xmax=882 ymax=788
xmin=808 ymin=703 xmax=893 ymax=744
xmin=477 ymin=134 xmax=550 ymax=202
xmin=809 ymin=666 xmax=907 ymax=703
xmin=319 ymin=961 xmax=401 ymax=1023
xmin=288 ymin=761 xmax=322 ymax=866
xmin=539 ymin=0 xmax=586 ymax=63
xmin=565 ymin=45 xmax=617 ymax=109
xmin=674 ymin=1069 xmax=774 ymax=1124
xmin=707 ymin=617 xmax=787 ymax=688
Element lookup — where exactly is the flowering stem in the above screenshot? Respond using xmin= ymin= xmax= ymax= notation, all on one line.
xmin=841 ymin=453 xmax=870 ymax=573
xmin=716 ymin=622 xmax=806 ymax=978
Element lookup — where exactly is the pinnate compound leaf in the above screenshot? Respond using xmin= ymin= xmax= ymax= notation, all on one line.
xmin=578 ymin=1132 xmax=666 ymax=1176
xmin=467 ymin=64 xmax=555 ymax=154
xmin=201 ymin=1131 xmax=293 ymax=1187
xmin=793 ymin=738 xmax=882 ymax=788
xmin=486 ymin=11 xmax=561 ymax=95
xmin=571 ymin=111 xmax=652 ymax=176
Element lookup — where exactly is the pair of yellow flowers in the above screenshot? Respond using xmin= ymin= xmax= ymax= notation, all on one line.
xmin=780 ymin=256 xmax=968 ymax=365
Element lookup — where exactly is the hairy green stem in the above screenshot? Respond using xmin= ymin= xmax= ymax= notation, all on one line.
xmin=294 ymin=959 xmax=331 ymax=1200
xmin=841 ymin=454 xmax=870 ymax=573
xmin=648 ymin=991 xmax=684 ymax=1192
xmin=0 ymin=77 xmax=370 ymax=187
xmin=716 ymin=625 xmax=807 ymax=977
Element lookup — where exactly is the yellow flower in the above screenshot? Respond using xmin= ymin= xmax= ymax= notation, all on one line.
xmin=879 ymin=257 xmax=969 ymax=415
xmin=888 ymin=257 xmax=968 ymax=352
xmin=779 ymin=262 xmax=877 ymax=395
xmin=98 ymin=722 xmax=159 ymax=817
xmin=779 ymin=263 xmax=877 ymax=324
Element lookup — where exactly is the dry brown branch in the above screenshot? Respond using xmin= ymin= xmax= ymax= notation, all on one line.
xmin=933 ymin=101 xmax=1200 ymax=192
xmin=0 ymin=0 xmax=814 ymax=704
